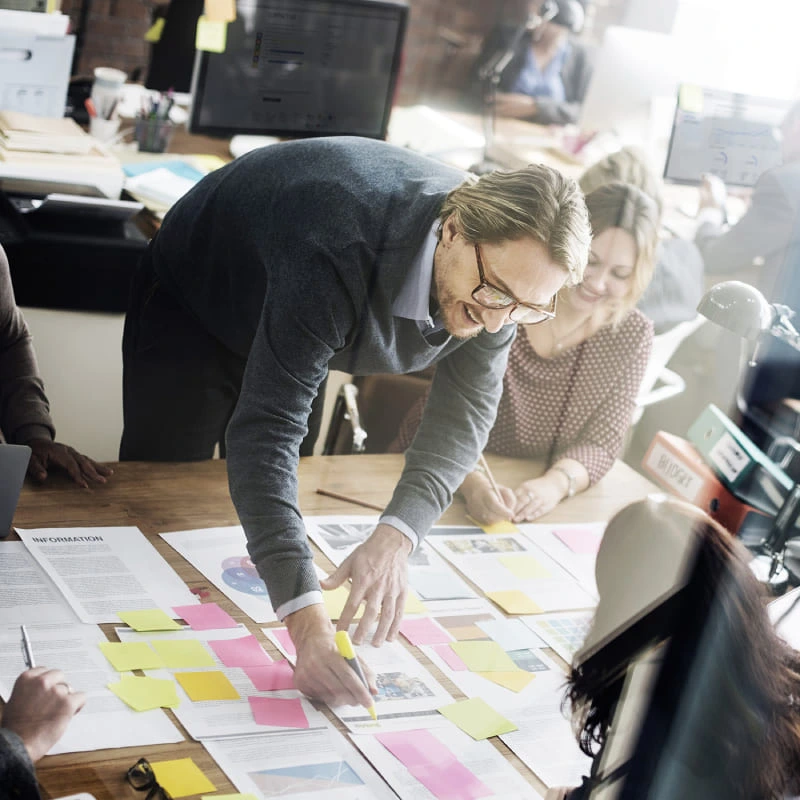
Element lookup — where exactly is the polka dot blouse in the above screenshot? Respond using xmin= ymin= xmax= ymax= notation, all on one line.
xmin=390 ymin=308 xmax=654 ymax=485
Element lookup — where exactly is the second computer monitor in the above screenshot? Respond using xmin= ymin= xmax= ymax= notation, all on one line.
xmin=663 ymin=84 xmax=789 ymax=187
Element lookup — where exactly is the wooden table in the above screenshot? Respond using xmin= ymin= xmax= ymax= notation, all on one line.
xmin=11 ymin=455 xmax=656 ymax=800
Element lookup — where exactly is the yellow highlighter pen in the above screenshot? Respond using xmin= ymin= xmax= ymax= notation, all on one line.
xmin=334 ymin=630 xmax=378 ymax=721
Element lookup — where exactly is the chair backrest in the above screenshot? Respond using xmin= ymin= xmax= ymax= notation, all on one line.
xmin=634 ymin=315 xmax=707 ymax=423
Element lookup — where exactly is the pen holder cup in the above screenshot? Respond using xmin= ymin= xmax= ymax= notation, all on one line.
xmin=134 ymin=117 xmax=175 ymax=153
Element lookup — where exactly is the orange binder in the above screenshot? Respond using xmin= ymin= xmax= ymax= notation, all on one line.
xmin=642 ymin=431 xmax=770 ymax=535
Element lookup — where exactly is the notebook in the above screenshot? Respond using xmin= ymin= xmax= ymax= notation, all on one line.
xmin=0 ymin=443 xmax=30 ymax=537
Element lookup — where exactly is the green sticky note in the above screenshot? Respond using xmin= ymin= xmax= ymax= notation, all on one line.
xmin=151 ymin=757 xmax=216 ymax=796
xmin=99 ymin=641 xmax=165 ymax=671
xmin=477 ymin=670 xmax=535 ymax=692
xmin=498 ymin=554 xmax=551 ymax=580
xmin=195 ymin=15 xmax=227 ymax=53
xmin=108 ymin=674 xmax=180 ymax=711
xmin=486 ymin=590 xmax=542 ymax=615
xmin=150 ymin=639 xmax=216 ymax=669
xmin=437 ymin=697 xmax=517 ymax=740
xmin=117 ymin=609 xmax=182 ymax=632
xmin=175 ymin=670 xmax=240 ymax=701
xmin=450 ymin=640 xmax=519 ymax=672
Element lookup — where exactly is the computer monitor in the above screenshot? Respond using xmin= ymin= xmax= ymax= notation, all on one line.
xmin=578 ymin=26 xmax=679 ymax=148
xmin=663 ymin=84 xmax=789 ymax=187
xmin=188 ymin=0 xmax=408 ymax=140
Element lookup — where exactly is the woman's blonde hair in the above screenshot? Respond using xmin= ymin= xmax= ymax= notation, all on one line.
xmin=439 ymin=162 xmax=591 ymax=287
xmin=583 ymin=181 xmax=659 ymax=325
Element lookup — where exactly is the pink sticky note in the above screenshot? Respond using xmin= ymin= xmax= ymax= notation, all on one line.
xmin=243 ymin=661 xmax=296 ymax=691
xmin=432 ymin=643 xmax=468 ymax=671
xmin=248 ymin=696 xmax=309 ymax=728
xmin=208 ymin=634 xmax=272 ymax=667
xmin=270 ymin=628 xmax=297 ymax=658
xmin=554 ymin=527 xmax=603 ymax=555
xmin=173 ymin=602 xmax=238 ymax=631
xmin=399 ymin=617 xmax=452 ymax=646
xmin=376 ymin=729 xmax=492 ymax=800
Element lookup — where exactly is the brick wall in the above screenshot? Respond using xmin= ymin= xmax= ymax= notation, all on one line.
xmin=63 ymin=0 xmax=628 ymax=103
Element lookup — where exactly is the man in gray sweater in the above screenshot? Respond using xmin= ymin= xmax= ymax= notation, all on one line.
xmin=120 ymin=136 xmax=590 ymax=710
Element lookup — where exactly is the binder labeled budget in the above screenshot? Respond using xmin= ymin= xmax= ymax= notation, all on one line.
xmin=642 ymin=431 xmax=769 ymax=535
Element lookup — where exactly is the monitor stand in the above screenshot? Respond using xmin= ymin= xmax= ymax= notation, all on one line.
xmin=229 ymin=135 xmax=281 ymax=159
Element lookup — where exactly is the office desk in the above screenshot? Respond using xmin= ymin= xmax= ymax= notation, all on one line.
xmin=11 ymin=457 xmax=655 ymax=798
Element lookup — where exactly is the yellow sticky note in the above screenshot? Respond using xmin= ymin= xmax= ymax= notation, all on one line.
xmin=150 ymin=639 xmax=216 ymax=669
xmin=404 ymin=591 xmax=427 ymax=615
xmin=481 ymin=520 xmax=520 ymax=534
xmin=117 ymin=609 xmax=182 ymax=632
xmin=144 ymin=17 xmax=165 ymax=43
xmin=108 ymin=674 xmax=180 ymax=711
xmin=152 ymin=757 xmax=216 ymax=796
xmin=486 ymin=590 xmax=542 ymax=615
xmin=204 ymin=0 xmax=237 ymax=22
xmin=99 ymin=641 xmax=164 ymax=672
xmin=196 ymin=15 xmax=227 ymax=53
xmin=477 ymin=670 xmax=536 ymax=692
xmin=323 ymin=586 xmax=365 ymax=621
xmin=175 ymin=670 xmax=240 ymax=701
xmin=498 ymin=555 xmax=551 ymax=580
xmin=437 ymin=697 xmax=517 ymax=740
xmin=450 ymin=640 xmax=519 ymax=672
xmin=679 ymin=83 xmax=704 ymax=114
xmin=190 ymin=154 xmax=228 ymax=173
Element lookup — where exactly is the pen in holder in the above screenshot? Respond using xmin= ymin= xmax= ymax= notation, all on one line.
xmin=134 ymin=115 xmax=175 ymax=153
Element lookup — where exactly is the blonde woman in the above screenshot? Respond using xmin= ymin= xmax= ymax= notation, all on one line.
xmin=391 ymin=182 xmax=659 ymax=524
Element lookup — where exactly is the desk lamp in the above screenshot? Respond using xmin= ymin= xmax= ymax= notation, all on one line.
xmin=470 ymin=0 xmax=584 ymax=175
xmin=698 ymin=280 xmax=800 ymax=591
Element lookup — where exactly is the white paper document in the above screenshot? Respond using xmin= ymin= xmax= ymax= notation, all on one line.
xmin=0 ymin=622 xmax=183 ymax=753
xmin=115 ymin=624 xmax=326 ymax=739
xmin=16 ymin=527 xmax=198 ymax=623
xmin=428 ymin=532 xmax=596 ymax=612
xmin=305 ymin=516 xmax=482 ymax=610
xmin=0 ymin=541 xmax=81 ymax=624
xmin=161 ymin=526 xmax=278 ymax=624
xmin=350 ymin=725 xmax=543 ymax=799
xmin=204 ymin=726 xmax=397 ymax=799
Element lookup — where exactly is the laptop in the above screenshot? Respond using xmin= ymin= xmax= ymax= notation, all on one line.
xmin=0 ymin=443 xmax=31 ymax=537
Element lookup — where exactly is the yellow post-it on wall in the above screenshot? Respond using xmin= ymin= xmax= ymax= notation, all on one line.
xmin=152 ymin=757 xmax=216 ymax=797
xmin=205 ymin=0 xmax=237 ymax=22
xmin=486 ymin=590 xmax=542 ymax=615
xmin=144 ymin=17 xmax=165 ymax=43
xmin=196 ymin=16 xmax=228 ymax=53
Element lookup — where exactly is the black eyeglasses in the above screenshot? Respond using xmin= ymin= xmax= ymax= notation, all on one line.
xmin=126 ymin=758 xmax=172 ymax=800
xmin=473 ymin=244 xmax=557 ymax=324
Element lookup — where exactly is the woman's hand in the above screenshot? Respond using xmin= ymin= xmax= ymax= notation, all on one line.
xmin=512 ymin=475 xmax=566 ymax=522
xmin=461 ymin=471 xmax=515 ymax=525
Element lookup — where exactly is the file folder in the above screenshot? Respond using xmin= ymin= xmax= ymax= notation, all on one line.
xmin=642 ymin=431 xmax=770 ymax=535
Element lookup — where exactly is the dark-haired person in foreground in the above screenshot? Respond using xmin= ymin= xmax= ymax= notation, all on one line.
xmin=547 ymin=496 xmax=800 ymax=799
xmin=119 ymin=136 xmax=591 ymax=711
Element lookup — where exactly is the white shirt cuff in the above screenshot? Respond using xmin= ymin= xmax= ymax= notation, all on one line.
xmin=275 ymin=590 xmax=324 ymax=621
xmin=379 ymin=515 xmax=420 ymax=550
xmin=695 ymin=207 xmax=725 ymax=231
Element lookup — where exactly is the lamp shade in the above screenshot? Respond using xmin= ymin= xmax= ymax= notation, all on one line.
xmin=696 ymin=280 xmax=775 ymax=341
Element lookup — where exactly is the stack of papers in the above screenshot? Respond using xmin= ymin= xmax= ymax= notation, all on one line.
xmin=0 ymin=110 xmax=124 ymax=198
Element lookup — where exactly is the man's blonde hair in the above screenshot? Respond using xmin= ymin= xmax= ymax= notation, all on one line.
xmin=439 ymin=163 xmax=591 ymax=287
xmin=584 ymin=182 xmax=659 ymax=325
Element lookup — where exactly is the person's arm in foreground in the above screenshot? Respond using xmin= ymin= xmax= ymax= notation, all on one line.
xmin=1 ymin=668 xmax=86 ymax=797
xmin=0 ymin=246 xmax=111 ymax=487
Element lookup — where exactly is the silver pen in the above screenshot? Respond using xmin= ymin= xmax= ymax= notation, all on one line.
xmin=20 ymin=625 xmax=35 ymax=669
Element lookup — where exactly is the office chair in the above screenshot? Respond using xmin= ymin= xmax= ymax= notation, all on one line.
xmin=633 ymin=314 xmax=707 ymax=425
xmin=322 ymin=368 xmax=435 ymax=455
